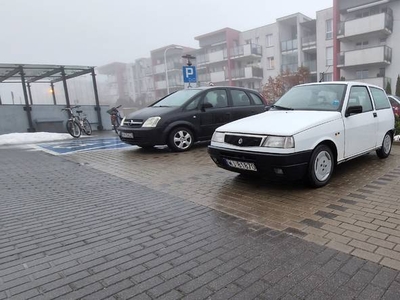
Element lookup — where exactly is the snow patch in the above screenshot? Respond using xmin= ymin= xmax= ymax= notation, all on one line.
xmin=395 ymin=135 xmax=400 ymax=142
xmin=0 ymin=132 xmax=73 ymax=146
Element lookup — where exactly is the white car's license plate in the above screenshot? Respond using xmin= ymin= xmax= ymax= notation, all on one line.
xmin=225 ymin=159 xmax=257 ymax=171
xmin=121 ymin=132 xmax=134 ymax=138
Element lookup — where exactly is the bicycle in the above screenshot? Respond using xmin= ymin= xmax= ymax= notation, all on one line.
xmin=106 ymin=105 xmax=122 ymax=134
xmin=62 ymin=105 xmax=92 ymax=138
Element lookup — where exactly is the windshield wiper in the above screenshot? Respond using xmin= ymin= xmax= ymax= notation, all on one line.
xmin=271 ymin=105 xmax=294 ymax=110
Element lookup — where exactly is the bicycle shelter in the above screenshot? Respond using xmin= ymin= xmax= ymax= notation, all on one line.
xmin=0 ymin=63 xmax=103 ymax=132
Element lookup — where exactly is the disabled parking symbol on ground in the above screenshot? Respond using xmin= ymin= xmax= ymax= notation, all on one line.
xmin=35 ymin=137 xmax=134 ymax=155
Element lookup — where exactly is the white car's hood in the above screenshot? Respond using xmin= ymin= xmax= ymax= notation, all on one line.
xmin=217 ymin=110 xmax=342 ymax=136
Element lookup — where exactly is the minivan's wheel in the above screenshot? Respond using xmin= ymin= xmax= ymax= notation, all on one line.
xmin=168 ymin=127 xmax=194 ymax=152
xmin=307 ymin=145 xmax=334 ymax=188
xmin=376 ymin=132 xmax=392 ymax=159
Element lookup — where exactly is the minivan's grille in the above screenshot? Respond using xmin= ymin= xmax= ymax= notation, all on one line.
xmin=124 ymin=119 xmax=143 ymax=128
xmin=224 ymin=135 xmax=262 ymax=147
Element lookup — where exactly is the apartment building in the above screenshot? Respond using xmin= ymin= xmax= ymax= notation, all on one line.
xmin=100 ymin=0 xmax=400 ymax=106
xmin=132 ymin=57 xmax=155 ymax=106
xmin=97 ymin=62 xmax=136 ymax=104
xmin=195 ymin=28 xmax=264 ymax=90
xmin=333 ymin=0 xmax=398 ymax=89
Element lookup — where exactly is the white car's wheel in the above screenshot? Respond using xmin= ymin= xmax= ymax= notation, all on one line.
xmin=376 ymin=132 xmax=392 ymax=159
xmin=307 ymin=145 xmax=334 ymax=188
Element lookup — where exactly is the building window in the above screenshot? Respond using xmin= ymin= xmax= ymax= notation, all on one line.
xmin=245 ymin=39 xmax=252 ymax=44
xmin=255 ymin=37 xmax=259 ymax=45
xmin=326 ymin=47 xmax=333 ymax=66
xmin=267 ymin=57 xmax=275 ymax=69
xmin=356 ymin=70 xmax=369 ymax=79
xmin=326 ymin=19 xmax=333 ymax=39
xmin=324 ymin=73 xmax=333 ymax=81
xmin=356 ymin=41 xmax=369 ymax=49
xmin=266 ymin=34 xmax=273 ymax=47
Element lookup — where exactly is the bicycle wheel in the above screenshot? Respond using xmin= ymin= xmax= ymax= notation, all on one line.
xmin=82 ymin=119 xmax=92 ymax=135
xmin=66 ymin=120 xmax=81 ymax=138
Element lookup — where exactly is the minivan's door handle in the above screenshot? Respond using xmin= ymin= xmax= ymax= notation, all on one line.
xmin=373 ymin=112 xmax=377 ymax=118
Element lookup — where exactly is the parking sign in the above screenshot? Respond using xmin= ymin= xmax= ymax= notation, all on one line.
xmin=182 ymin=66 xmax=197 ymax=83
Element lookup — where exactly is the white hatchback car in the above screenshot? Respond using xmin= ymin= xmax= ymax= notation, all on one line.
xmin=208 ymin=82 xmax=395 ymax=187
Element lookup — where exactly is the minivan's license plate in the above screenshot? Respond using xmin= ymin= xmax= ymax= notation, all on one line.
xmin=121 ymin=132 xmax=134 ymax=138
xmin=225 ymin=159 xmax=257 ymax=171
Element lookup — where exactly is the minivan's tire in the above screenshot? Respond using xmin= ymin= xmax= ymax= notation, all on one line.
xmin=168 ymin=127 xmax=194 ymax=152
xmin=376 ymin=132 xmax=392 ymax=159
xmin=307 ymin=144 xmax=334 ymax=188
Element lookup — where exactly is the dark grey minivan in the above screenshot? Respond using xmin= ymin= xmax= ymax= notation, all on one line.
xmin=118 ymin=86 xmax=267 ymax=151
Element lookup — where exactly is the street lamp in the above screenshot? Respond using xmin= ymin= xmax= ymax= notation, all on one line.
xmin=164 ymin=46 xmax=183 ymax=94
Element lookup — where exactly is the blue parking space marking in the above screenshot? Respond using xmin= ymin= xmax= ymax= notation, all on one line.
xmin=36 ymin=137 xmax=134 ymax=155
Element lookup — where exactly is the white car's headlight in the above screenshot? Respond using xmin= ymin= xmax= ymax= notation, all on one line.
xmin=142 ymin=116 xmax=161 ymax=127
xmin=263 ymin=136 xmax=294 ymax=148
xmin=211 ymin=131 xmax=225 ymax=143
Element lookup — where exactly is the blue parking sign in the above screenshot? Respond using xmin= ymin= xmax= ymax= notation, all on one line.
xmin=182 ymin=66 xmax=197 ymax=83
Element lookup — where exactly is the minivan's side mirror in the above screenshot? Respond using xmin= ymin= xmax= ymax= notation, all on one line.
xmin=345 ymin=105 xmax=363 ymax=117
xmin=201 ymin=102 xmax=213 ymax=111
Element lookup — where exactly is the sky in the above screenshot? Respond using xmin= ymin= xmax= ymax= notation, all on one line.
xmin=0 ymin=0 xmax=333 ymax=67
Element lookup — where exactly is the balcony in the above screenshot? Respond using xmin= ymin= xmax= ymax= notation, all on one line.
xmin=302 ymin=60 xmax=317 ymax=73
xmin=281 ymin=63 xmax=298 ymax=73
xmin=155 ymin=80 xmax=167 ymax=90
xmin=230 ymin=44 xmax=262 ymax=59
xmin=338 ymin=45 xmax=392 ymax=68
xmin=153 ymin=62 xmax=182 ymax=74
xmin=281 ymin=39 xmax=298 ymax=52
xmin=210 ymin=71 xmax=226 ymax=83
xmin=198 ymin=73 xmax=211 ymax=82
xmin=228 ymin=67 xmax=264 ymax=80
xmin=302 ymin=35 xmax=316 ymax=52
xmin=348 ymin=77 xmax=390 ymax=89
xmin=337 ymin=9 xmax=393 ymax=40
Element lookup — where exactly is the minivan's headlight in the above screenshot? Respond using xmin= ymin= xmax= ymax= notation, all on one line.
xmin=263 ymin=136 xmax=294 ymax=148
xmin=142 ymin=116 xmax=161 ymax=127
xmin=212 ymin=131 xmax=225 ymax=143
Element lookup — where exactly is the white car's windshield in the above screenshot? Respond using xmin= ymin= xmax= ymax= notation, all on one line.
xmin=274 ymin=84 xmax=347 ymax=111
xmin=152 ymin=89 xmax=202 ymax=107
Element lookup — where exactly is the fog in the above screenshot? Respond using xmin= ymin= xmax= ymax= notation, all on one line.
xmin=0 ymin=0 xmax=333 ymax=105
xmin=1 ymin=0 xmax=333 ymax=66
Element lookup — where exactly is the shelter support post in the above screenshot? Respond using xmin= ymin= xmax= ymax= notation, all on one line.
xmin=50 ymin=82 xmax=57 ymax=105
xmin=20 ymin=66 xmax=35 ymax=132
xmin=61 ymin=67 xmax=71 ymax=108
xmin=27 ymin=83 xmax=33 ymax=105
xmin=91 ymin=68 xmax=103 ymax=130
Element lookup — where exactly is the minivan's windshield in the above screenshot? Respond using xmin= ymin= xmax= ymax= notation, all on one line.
xmin=273 ymin=84 xmax=347 ymax=111
xmin=152 ymin=89 xmax=202 ymax=107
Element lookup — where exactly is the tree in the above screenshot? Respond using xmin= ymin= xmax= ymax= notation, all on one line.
xmin=396 ymin=75 xmax=400 ymax=97
xmin=261 ymin=66 xmax=310 ymax=104
xmin=386 ymin=81 xmax=392 ymax=95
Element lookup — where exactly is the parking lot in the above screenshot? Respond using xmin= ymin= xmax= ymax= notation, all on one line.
xmin=2 ymin=136 xmax=400 ymax=299
xmin=65 ymin=140 xmax=400 ymax=269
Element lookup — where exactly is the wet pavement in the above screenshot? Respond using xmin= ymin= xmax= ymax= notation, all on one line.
xmin=2 ymin=136 xmax=400 ymax=299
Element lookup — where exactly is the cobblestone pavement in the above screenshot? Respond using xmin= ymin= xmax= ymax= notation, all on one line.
xmin=64 ymin=143 xmax=400 ymax=272
xmin=0 ymin=146 xmax=400 ymax=299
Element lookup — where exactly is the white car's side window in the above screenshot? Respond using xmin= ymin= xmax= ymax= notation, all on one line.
xmin=347 ymin=86 xmax=373 ymax=113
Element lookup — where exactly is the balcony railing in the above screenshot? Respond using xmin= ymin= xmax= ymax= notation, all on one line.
xmin=230 ymin=44 xmax=262 ymax=57
xmin=227 ymin=67 xmax=263 ymax=80
xmin=301 ymin=35 xmax=316 ymax=46
xmin=338 ymin=45 xmax=392 ymax=67
xmin=337 ymin=8 xmax=393 ymax=38
xmin=303 ymin=60 xmax=317 ymax=72
xmin=281 ymin=63 xmax=298 ymax=73
xmin=281 ymin=39 xmax=298 ymax=52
